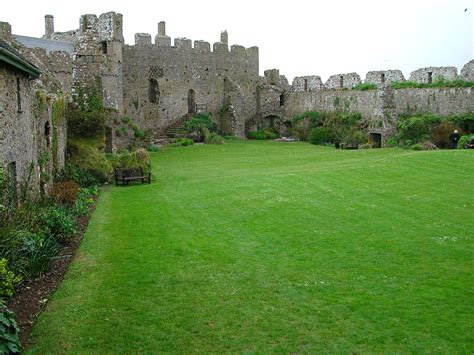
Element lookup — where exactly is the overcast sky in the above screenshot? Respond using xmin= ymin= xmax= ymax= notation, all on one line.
xmin=3 ymin=0 xmax=473 ymax=82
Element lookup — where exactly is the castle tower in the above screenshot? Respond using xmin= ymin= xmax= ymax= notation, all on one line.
xmin=220 ymin=30 xmax=228 ymax=45
xmin=155 ymin=21 xmax=171 ymax=46
xmin=44 ymin=15 xmax=54 ymax=39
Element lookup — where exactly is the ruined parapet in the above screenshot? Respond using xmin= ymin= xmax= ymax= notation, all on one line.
xmin=135 ymin=33 xmax=152 ymax=46
xmin=325 ymin=73 xmax=361 ymax=89
xmin=0 ymin=21 xmax=12 ymax=40
xmin=155 ymin=21 xmax=171 ymax=47
xmin=365 ymin=70 xmax=405 ymax=86
xmin=194 ymin=40 xmax=210 ymax=52
xmin=97 ymin=12 xmax=123 ymax=42
xmin=292 ymin=76 xmax=323 ymax=92
xmin=461 ymin=60 xmax=474 ymax=81
xmin=246 ymin=46 xmax=259 ymax=75
xmin=174 ymin=37 xmax=192 ymax=50
xmin=213 ymin=42 xmax=228 ymax=53
xmin=79 ymin=14 xmax=98 ymax=34
xmin=44 ymin=15 xmax=54 ymax=39
xmin=409 ymin=66 xmax=457 ymax=83
xmin=264 ymin=69 xmax=280 ymax=85
xmin=158 ymin=21 xmax=166 ymax=36
xmin=220 ymin=30 xmax=228 ymax=45
xmin=230 ymin=44 xmax=246 ymax=56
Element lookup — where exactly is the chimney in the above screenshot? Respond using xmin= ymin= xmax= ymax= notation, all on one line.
xmin=45 ymin=14 xmax=54 ymax=39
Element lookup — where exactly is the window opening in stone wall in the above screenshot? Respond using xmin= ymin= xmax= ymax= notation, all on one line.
xmin=188 ymin=89 xmax=196 ymax=114
xmin=339 ymin=76 xmax=344 ymax=88
xmin=427 ymin=72 xmax=433 ymax=84
xmin=381 ymin=73 xmax=385 ymax=83
xmin=44 ymin=121 xmax=51 ymax=147
xmin=304 ymin=79 xmax=308 ymax=91
xmin=279 ymin=94 xmax=285 ymax=106
xmin=16 ymin=78 xmax=21 ymax=112
xmin=149 ymin=79 xmax=159 ymax=104
xmin=101 ymin=41 xmax=108 ymax=54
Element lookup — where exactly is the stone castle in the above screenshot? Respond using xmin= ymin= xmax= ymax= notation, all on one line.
xmin=0 ymin=11 xmax=473 ymax=192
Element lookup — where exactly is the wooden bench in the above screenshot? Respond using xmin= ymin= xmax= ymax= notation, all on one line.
xmin=114 ymin=167 xmax=151 ymax=186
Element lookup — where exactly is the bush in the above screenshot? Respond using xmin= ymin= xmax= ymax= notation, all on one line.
xmin=391 ymin=79 xmax=474 ymax=89
xmin=458 ymin=134 xmax=474 ymax=149
xmin=67 ymin=139 xmax=113 ymax=183
xmin=247 ymin=129 xmax=279 ymax=140
xmin=49 ymin=181 xmax=79 ymax=206
xmin=0 ymin=259 xmax=21 ymax=298
xmin=67 ymin=103 xmax=106 ymax=138
xmin=74 ymin=188 xmax=96 ymax=217
xmin=431 ymin=122 xmax=459 ymax=149
xmin=411 ymin=144 xmax=422 ymax=150
xmin=397 ymin=113 xmax=441 ymax=144
xmin=310 ymin=127 xmax=333 ymax=145
xmin=108 ymin=148 xmax=151 ymax=172
xmin=205 ymin=132 xmax=225 ymax=145
xmin=353 ymin=83 xmax=377 ymax=91
xmin=170 ymin=138 xmax=194 ymax=147
xmin=421 ymin=141 xmax=439 ymax=150
xmin=54 ymin=165 xmax=99 ymax=188
xmin=184 ymin=114 xmax=216 ymax=134
xmin=22 ymin=235 xmax=61 ymax=279
xmin=449 ymin=113 xmax=474 ymax=134
xmin=147 ymin=144 xmax=160 ymax=152
xmin=0 ymin=300 xmax=20 ymax=354
xmin=43 ymin=206 xmax=76 ymax=242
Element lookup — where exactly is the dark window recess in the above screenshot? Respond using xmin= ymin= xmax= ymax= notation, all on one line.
xmin=279 ymin=94 xmax=285 ymax=106
xmin=427 ymin=72 xmax=433 ymax=84
xmin=44 ymin=121 xmax=51 ymax=147
xmin=339 ymin=76 xmax=344 ymax=88
xmin=101 ymin=41 xmax=108 ymax=54
xmin=16 ymin=78 xmax=21 ymax=112
xmin=381 ymin=73 xmax=385 ymax=83
xmin=149 ymin=79 xmax=159 ymax=104
xmin=188 ymin=89 xmax=196 ymax=114
xmin=304 ymin=78 xmax=308 ymax=91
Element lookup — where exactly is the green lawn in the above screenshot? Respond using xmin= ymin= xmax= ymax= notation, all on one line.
xmin=28 ymin=141 xmax=473 ymax=352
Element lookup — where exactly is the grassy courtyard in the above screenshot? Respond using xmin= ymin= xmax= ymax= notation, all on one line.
xmin=28 ymin=141 xmax=473 ymax=352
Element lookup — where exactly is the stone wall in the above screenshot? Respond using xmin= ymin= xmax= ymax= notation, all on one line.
xmin=292 ymin=76 xmax=323 ymax=92
xmin=409 ymin=66 xmax=457 ymax=83
xmin=365 ymin=70 xmax=405 ymax=86
xmin=325 ymin=73 xmax=361 ymax=89
xmin=0 ymin=66 xmax=38 ymax=191
xmin=121 ymin=32 xmax=259 ymax=136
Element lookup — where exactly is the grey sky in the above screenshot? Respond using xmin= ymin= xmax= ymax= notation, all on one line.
xmin=3 ymin=0 xmax=473 ymax=82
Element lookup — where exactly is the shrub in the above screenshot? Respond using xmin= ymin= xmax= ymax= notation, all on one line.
xmin=431 ymin=122 xmax=459 ymax=149
xmin=115 ymin=127 xmax=127 ymax=137
xmin=121 ymin=115 xmax=132 ymax=124
xmin=411 ymin=144 xmax=422 ymax=150
xmin=171 ymin=138 xmax=194 ymax=147
xmin=247 ymin=129 xmax=279 ymax=140
xmin=49 ymin=181 xmax=79 ymax=206
xmin=353 ymin=83 xmax=377 ymax=91
xmin=421 ymin=141 xmax=439 ymax=150
xmin=0 ymin=300 xmax=20 ymax=354
xmin=396 ymin=113 xmax=441 ymax=144
xmin=310 ymin=127 xmax=333 ymax=145
xmin=458 ymin=134 xmax=474 ymax=149
xmin=147 ymin=144 xmax=160 ymax=152
xmin=0 ymin=259 xmax=21 ymax=298
xmin=184 ymin=114 xmax=216 ymax=134
xmin=43 ymin=206 xmax=76 ymax=242
xmin=74 ymin=188 xmax=96 ymax=217
xmin=22 ymin=235 xmax=61 ymax=278
xmin=448 ymin=112 xmax=474 ymax=134
xmin=391 ymin=79 xmax=474 ymax=89
xmin=54 ymin=164 xmax=98 ymax=188
xmin=66 ymin=103 xmax=106 ymax=138
xmin=205 ymin=132 xmax=225 ymax=145
xmin=67 ymin=139 xmax=113 ymax=183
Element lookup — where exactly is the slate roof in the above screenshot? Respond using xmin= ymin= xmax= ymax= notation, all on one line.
xmin=0 ymin=38 xmax=41 ymax=77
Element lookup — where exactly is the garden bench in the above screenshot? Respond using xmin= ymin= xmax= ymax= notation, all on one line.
xmin=114 ymin=167 xmax=151 ymax=186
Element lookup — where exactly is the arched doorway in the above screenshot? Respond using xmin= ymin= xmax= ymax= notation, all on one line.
xmin=188 ymin=89 xmax=196 ymax=115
